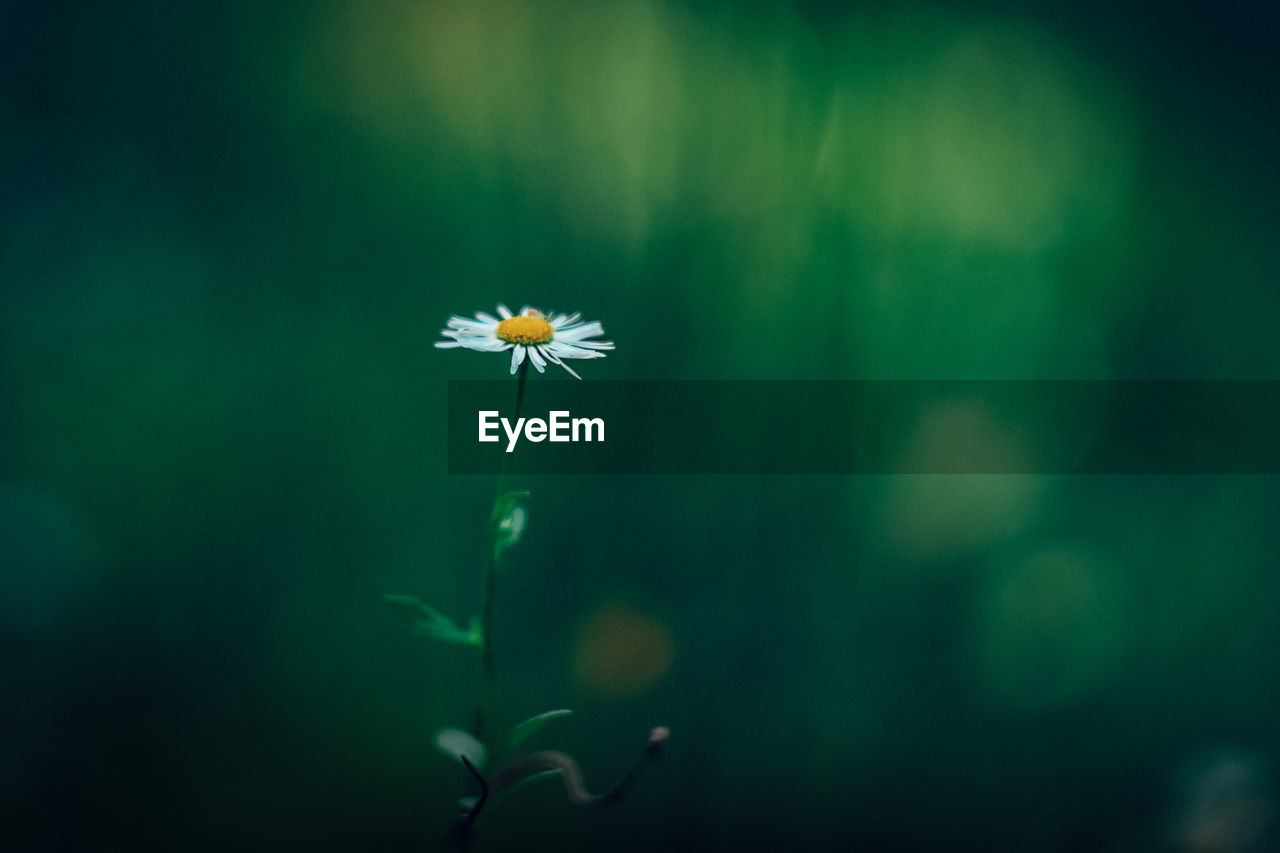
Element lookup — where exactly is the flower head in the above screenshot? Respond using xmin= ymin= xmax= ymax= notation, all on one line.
xmin=436 ymin=304 xmax=614 ymax=379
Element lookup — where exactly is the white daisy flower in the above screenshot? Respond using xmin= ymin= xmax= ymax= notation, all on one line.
xmin=435 ymin=304 xmax=615 ymax=379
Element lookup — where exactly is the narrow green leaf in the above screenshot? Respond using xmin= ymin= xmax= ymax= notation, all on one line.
xmin=502 ymin=708 xmax=572 ymax=754
xmin=501 ymin=769 xmax=561 ymax=799
xmin=382 ymin=594 xmax=481 ymax=647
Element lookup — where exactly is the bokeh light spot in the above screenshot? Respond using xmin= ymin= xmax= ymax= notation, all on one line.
xmin=879 ymin=400 xmax=1043 ymax=561
xmin=969 ymin=545 xmax=1129 ymax=708
xmin=572 ymin=601 xmax=674 ymax=698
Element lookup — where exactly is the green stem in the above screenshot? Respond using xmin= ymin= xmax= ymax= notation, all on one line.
xmin=480 ymin=360 xmax=529 ymax=751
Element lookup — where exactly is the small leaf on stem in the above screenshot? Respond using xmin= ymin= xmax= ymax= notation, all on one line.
xmin=501 ymin=768 xmax=561 ymax=798
xmin=503 ymin=708 xmax=573 ymax=754
xmin=382 ymin=594 xmax=482 ymax=647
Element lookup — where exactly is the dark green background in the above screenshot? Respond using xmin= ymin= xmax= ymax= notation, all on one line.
xmin=3 ymin=1 xmax=1278 ymax=850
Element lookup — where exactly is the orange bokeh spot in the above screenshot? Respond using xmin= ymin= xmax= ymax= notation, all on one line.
xmin=572 ymin=602 xmax=674 ymax=698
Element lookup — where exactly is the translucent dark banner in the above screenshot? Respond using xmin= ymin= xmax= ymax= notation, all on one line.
xmin=447 ymin=381 xmax=1280 ymax=474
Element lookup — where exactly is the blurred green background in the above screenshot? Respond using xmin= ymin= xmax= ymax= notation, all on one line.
xmin=3 ymin=1 xmax=1279 ymax=850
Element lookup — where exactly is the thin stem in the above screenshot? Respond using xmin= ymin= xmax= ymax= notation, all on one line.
xmin=480 ymin=549 xmax=498 ymax=747
xmin=447 ymin=755 xmax=489 ymax=853
xmin=480 ymin=361 xmax=529 ymax=750
xmin=492 ymin=361 xmax=528 ymax=500
xmin=460 ymin=755 xmax=489 ymax=828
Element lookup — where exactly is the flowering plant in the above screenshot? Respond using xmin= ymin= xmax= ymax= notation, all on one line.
xmin=383 ymin=305 xmax=665 ymax=851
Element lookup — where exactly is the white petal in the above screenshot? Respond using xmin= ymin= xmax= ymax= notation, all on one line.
xmin=553 ymin=356 xmax=581 ymax=379
xmin=510 ymin=345 xmax=526 ymax=373
xmin=475 ymin=312 xmax=500 ymax=324
xmin=539 ymin=346 xmax=583 ymax=379
xmin=496 ymin=304 xmax=513 ymax=319
xmin=551 ymin=312 xmax=581 ymax=328
xmin=555 ymin=321 xmax=605 ymax=341
xmin=463 ymin=339 xmax=511 ymax=352
xmin=435 ymin=341 xmax=463 ymax=348
xmin=448 ymin=317 xmax=498 ymax=331
xmin=528 ymin=346 xmax=547 ymax=372
xmin=546 ymin=341 xmax=605 ymax=359
xmin=561 ymin=339 xmax=614 ymax=351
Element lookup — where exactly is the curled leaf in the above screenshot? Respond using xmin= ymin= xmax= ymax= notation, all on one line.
xmin=490 ymin=490 xmax=529 ymax=529
xmin=493 ymin=504 xmax=528 ymax=562
xmin=382 ymin=594 xmax=482 ymax=647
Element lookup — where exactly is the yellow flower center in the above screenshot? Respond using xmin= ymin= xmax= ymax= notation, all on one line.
xmin=496 ymin=314 xmax=554 ymax=345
